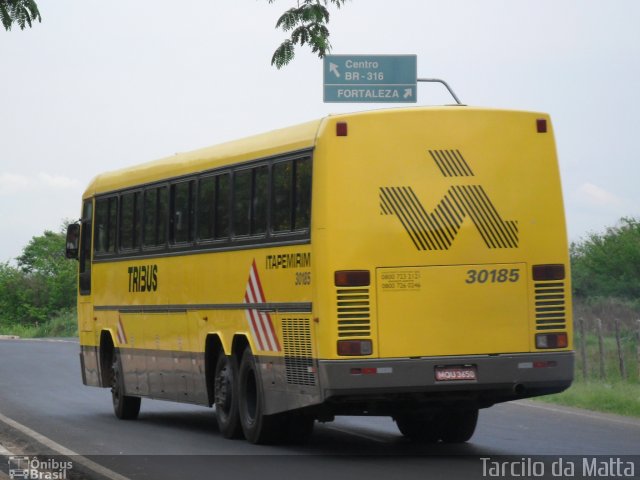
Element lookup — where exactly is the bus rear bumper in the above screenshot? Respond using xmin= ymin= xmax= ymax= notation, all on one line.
xmin=317 ymin=352 xmax=574 ymax=409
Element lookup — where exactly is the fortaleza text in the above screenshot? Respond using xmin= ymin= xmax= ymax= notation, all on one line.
xmin=481 ymin=457 xmax=635 ymax=477
xmin=336 ymin=89 xmax=400 ymax=99
xmin=127 ymin=265 xmax=158 ymax=292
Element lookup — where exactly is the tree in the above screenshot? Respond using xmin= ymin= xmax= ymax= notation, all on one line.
xmin=3 ymin=1 xmax=348 ymax=68
xmin=0 ymin=226 xmax=77 ymax=326
xmin=269 ymin=0 xmax=348 ymax=68
xmin=0 ymin=0 xmax=41 ymax=31
xmin=17 ymin=228 xmax=77 ymax=313
xmin=571 ymin=217 xmax=640 ymax=300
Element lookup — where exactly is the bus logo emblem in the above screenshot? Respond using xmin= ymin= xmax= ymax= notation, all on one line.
xmin=380 ymin=150 xmax=518 ymax=251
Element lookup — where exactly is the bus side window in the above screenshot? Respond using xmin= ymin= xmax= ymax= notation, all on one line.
xmin=197 ymin=176 xmax=215 ymax=241
xmin=272 ymin=160 xmax=293 ymax=232
xmin=214 ymin=174 xmax=230 ymax=240
xmin=233 ymin=169 xmax=251 ymax=237
xmin=198 ymin=173 xmax=230 ymax=242
xmin=119 ymin=191 xmax=142 ymax=251
xmin=252 ymin=166 xmax=268 ymax=235
xmin=233 ymin=166 xmax=268 ymax=238
xmin=144 ymin=186 xmax=168 ymax=247
xmin=272 ymin=157 xmax=312 ymax=233
xmin=170 ymin=180 xmax=195 ymax=244
xmin=79 ymin=199 xmax=93 ymax=295
xmin=94 ymin=196 xmax=117 ymax=254
xmin=294 ymin=157 xmax=312 ymax=231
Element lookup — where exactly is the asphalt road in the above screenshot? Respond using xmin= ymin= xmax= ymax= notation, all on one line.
xmin=0 ymin=338 xmax=638 ymax=480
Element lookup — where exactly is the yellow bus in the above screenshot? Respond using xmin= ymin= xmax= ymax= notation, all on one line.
xmin=66 ymin=106 xmax=573 ymax=444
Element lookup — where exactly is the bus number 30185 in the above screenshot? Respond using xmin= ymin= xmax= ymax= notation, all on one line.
xmin=295 ymin=272 xmax=311 ymax=286
xmin=465 ymin=268 xmax=520 ymax=284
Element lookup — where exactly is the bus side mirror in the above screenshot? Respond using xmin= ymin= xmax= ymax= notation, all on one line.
xmin=65 ymin=223 xmax=81 ymax=260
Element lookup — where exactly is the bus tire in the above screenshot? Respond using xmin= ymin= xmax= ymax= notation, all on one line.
xmin=237 ymin=348 xmax=285 ymax=444
xmin=394 ymin=413 xmax=442 ymax=443
xmin=440 ymin=408 xmax=478 ymax=443
xmin=283 ymin=412 xmax=315 ymax=444
xmin=111 ymin=352 xmax=141 ymax=420
xmin=214 ymin=351 xmax=242 ymax=439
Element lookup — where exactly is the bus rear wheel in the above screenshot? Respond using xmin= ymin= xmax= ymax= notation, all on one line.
xmin=237 ymin=348 xmax=285 ymax=444
xmin=394 ymin=408 xmax=478 ymax=443
xmin=440 ymin=408 xmax=478 ymax=443
xmin=214 ymin=351 xmax=242 ymax=439
xmin=111 ymin=352 xmax=141 ymax=420
xmin=394 ymin=413 xmax=442 ymax=443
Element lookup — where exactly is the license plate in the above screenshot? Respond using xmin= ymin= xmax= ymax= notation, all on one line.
xmin=435 ymin=365 xmax=477 ymax=381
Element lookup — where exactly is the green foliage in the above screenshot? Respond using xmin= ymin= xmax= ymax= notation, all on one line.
xmin=537 ymin=381 xmax=640 ymax=418
xmin=0 ymin=308 xmax=77 ymax=338
xmin=571 ymin=217 xmax=640 ymax=300
xmin=0 ymin=0 xmax=41 ymax=31
xmin=270 ymin=0 xmax=349 ymax=69
xmin=0 ymin=226 xmax=77 ymax=328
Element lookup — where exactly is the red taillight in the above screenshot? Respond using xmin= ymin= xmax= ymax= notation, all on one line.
xmin=536 ymin=332 xmax=568 ymax=349
xmin=334 ymin=270 xmax=370 ymax=287
xmin=532 ymin=264 xmax=565 ymax=281
xmin=337 ymin=340 xmax=372 ymax=356
xmin=336 ymin=122 xmax=348 ymax=136
xmin=536 ymin=118 xmax=547 ymax=133
xmin=533 ymin=360 xmax=558 ymax=369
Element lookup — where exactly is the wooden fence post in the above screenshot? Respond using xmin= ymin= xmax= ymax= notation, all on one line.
xmin=614 ymin=318 xmax=626 ymax=380
xmin=578 ymin=317 xmax=588 ymax=381
xmin=597 ymin=318 xmax=606 ymax=380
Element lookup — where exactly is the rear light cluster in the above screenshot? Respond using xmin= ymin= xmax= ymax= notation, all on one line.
xmin=337 ymin=340 xmax=372 ymax=356
xmin=334 ymin=270 xmax=370 ymax=287
xmin=535 ymin=332 xmax=568 ymax=349
xmin=532 ymin=264 xmax=565 ymax=281
xmin=335 ymin=270 xmax=372 ymax=356
xmin=532 ymin=264 xmax=568 ymax=349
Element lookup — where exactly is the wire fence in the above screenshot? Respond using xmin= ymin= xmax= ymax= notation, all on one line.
xmin=574 ymin=316 xmax=640 ymax=382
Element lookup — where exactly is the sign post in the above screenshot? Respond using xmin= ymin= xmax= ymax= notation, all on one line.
xmin=323 ymin=55 xmax=417 ymax=103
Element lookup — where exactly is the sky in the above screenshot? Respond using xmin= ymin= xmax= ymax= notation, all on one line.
xmin=1 ymin=0 xmax=639 ymax=262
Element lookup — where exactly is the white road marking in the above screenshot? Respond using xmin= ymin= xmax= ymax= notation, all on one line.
xmin=0 ymin=338 xmax=78 ymax=344
xmin=323 ymin=424 xmax=389 ymax=443
xmin=0 ymin=412 xmax=130 ymax=480
xmin=0 ymin=443 xmax=15 ymax=455
xmin=514 ymin=400 xmax=640 ymax=428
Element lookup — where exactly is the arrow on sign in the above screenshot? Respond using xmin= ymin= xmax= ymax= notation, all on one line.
xmin=403 ymin=88 xmax=413 ymax=99
xmin=329 ymin=63 xmax=341 ymax=78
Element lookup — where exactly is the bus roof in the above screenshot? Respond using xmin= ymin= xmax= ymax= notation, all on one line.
xmin=83 ymin=118 xmax=324 ymax=197
xmin=83 ymin=106 xmax=542 ymax=198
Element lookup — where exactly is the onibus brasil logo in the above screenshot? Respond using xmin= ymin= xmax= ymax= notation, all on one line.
xmin=8 ymin=456 xmax=73 ymax=480
xmin=380 ymin=149 xmax=518 ymax=251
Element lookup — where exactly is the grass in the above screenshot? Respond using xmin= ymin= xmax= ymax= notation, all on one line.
xmin=0 ymin=309 xmax=78 ymax=338
xmin=536 ymin=380 xmax=640 ymax=418
xmin=535 ymin=317 xmax=640 ymax=418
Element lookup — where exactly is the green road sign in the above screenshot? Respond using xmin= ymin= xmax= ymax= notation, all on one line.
xmin=323 ymin=55 xmax=417 ymax=103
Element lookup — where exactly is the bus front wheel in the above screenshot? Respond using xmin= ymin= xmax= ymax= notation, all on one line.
xmin=214 ymin=351 xmax=242 ymax=439
xmin=237 ymin=348 xmax=285 ymax=444
xmin=111 ymin=352 xmax=141 ymax=420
